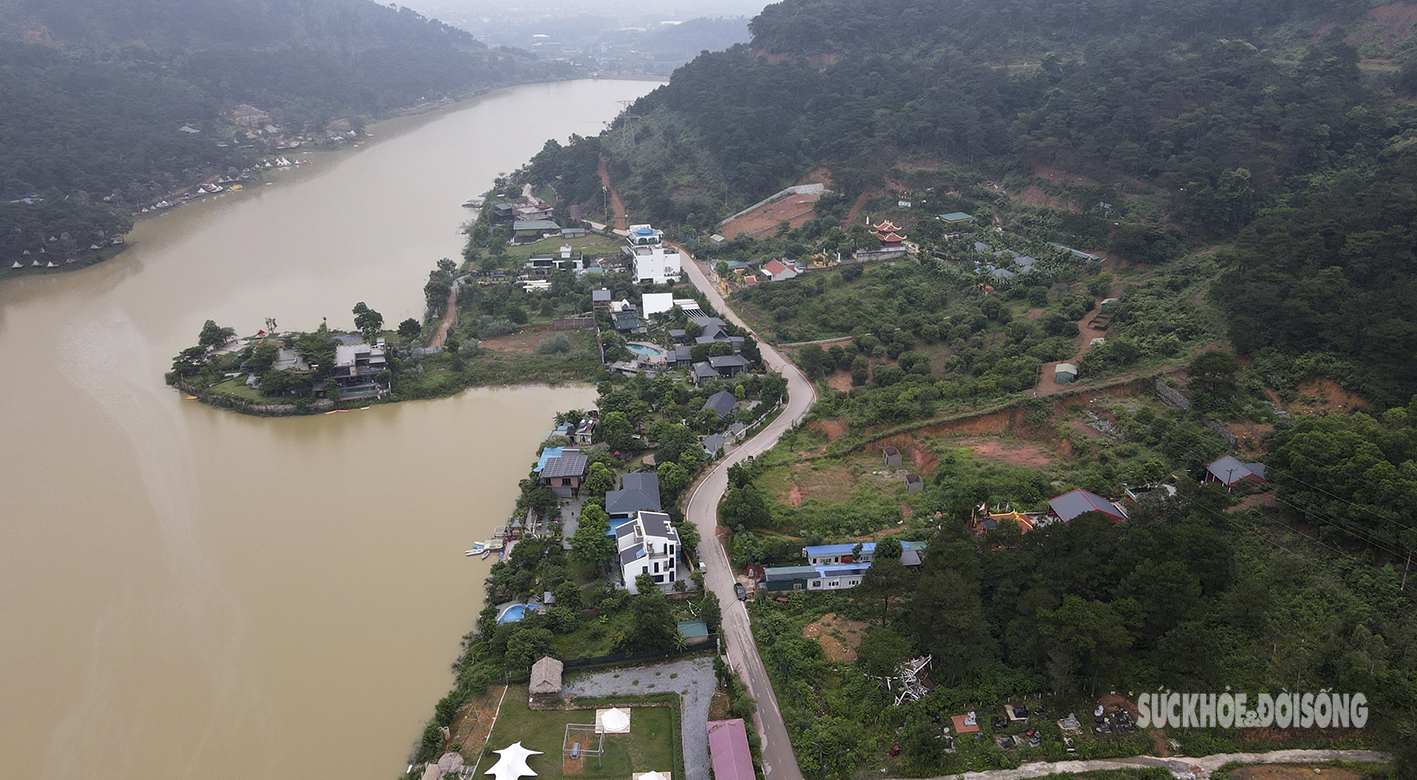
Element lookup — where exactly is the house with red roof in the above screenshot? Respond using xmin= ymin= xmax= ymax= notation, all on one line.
xmin=761 ymin=259 xmax=798 ymax=282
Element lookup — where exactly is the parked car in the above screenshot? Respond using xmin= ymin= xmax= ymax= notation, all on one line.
xmin=734 ymin=583 xmax=747 ymax=601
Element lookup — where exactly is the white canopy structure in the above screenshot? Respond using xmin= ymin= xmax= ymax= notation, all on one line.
xmin=485 ymin=741 xmax=542 ymax=780
xmin=598 ymin=707 xmax=631 ymax=734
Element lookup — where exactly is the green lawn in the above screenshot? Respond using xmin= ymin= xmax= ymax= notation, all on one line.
xmin=498 ymin=234 xmax=625 ymax=264
xmin=203 ymin=376 xmax=269 ymax=402
xmin=483 ymin=686 xmax=677 ymax=780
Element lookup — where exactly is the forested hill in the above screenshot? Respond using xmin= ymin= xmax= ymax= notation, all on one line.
xmin=0 ymin=0 xmax=570 ymax=268
xmin=745 ymin=0 xmax=1363 ymax=54
xmin=523 ymin=0 xmax=1417 ymax=403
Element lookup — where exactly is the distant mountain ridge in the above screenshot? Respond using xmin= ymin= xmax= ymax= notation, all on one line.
xmin=0 ymin=0 xmax=481 ymax=53
xmin=0 ymin=0 xmax=571 ymax=269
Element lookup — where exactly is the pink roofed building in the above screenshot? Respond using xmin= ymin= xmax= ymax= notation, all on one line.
xmin=706 ymin=719 xmax=755 ymax=780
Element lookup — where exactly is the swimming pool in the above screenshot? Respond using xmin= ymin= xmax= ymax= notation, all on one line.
xmin=497 ymin=604 xmax=532 ymax=624
xmin=626 ymin=343 xmax=666 ymax=357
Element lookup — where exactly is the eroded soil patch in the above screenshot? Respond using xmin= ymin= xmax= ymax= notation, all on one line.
xmin=803 ymin=613 xmax=872 ymax=663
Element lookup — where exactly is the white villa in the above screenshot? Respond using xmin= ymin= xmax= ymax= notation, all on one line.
xmin=621 ymin=224 xmax=682 ymax=285
xmin=616 ymin=510 xmax=681 ymax=593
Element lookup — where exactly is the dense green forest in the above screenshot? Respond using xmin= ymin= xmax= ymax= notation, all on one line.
xmin=0 ymin=0 xmax=569 ymax=264
xmin=744 ymin=469 xmax=1417 ymax=777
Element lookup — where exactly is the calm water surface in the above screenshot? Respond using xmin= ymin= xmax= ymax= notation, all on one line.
xmin=0 ymin=79 xmax=656 ymax=780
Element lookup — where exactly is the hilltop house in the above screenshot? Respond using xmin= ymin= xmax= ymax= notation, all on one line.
xmin=1047 ymin=488 xmax=1128 ymax=523
xmin=628 ymin=224 xmax=663 ymax=246
xmin=759 ymin=540 xmax=927 ymax=592
xmin=970 ymin=506 xmax=1042 ymax=538
xmin=1204 ymin=456 xmax=1268 ymax=489
xmin=617 ymin=511 xmax=681 ymax=593
xmin=760 ymin=259 xmax=798 ymax=282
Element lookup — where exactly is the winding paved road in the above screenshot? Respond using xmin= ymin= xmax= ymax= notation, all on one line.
xmin=680 ymin=253 xmax=814 ymax=780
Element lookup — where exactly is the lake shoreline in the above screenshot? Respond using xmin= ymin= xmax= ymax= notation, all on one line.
xmin=0 ymin=76 xmax=602 ymax=283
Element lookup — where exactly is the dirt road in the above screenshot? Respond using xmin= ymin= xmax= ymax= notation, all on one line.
xmin=681 ymin=252 xmax=815 ymax=780
xmin=598 ymin=156 xmax=628 ymax=231
xmin=428 ymin=276 xmax=464 ymax=348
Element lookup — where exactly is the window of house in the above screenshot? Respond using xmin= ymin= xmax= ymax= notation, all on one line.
xmin=809 ymin=581 xmax=820 ymax=588
xmin=848 ymin=579 xmax=859 ymax=586
xmin=793 ymin=583 xmax=803 ymax=590
xmin=642 ymin=565 xmax=648 ymax=575
xmin=653 ymin=561 xmax=659 ymax=573
xmin=653 ymin=574 xmax=664 ymax=583
xmin=828 ymin=581 xmax=839 ymax=588
xmin=561 ymin=478 xmax=571 ymax=486
xmin=669 ymin=571 xmax=674 ymax=582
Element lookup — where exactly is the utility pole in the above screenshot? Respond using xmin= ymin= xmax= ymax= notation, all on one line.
xmin=616 ymin=100 xmax=637 ymax=148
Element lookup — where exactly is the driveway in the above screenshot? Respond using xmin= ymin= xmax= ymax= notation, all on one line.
xmin=680 ymin=252 xmax=816 ymax=780
xmin=563 ymin=657 xmax=717 ymax=780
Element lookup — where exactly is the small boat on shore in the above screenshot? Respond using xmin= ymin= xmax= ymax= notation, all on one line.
xmin=480 ymin=549 xmax=492 ymax=559
xmin=461 ymin=198 xmax=484 ymax=208
xmin=464 ymin=542 xmax=490 ymax=556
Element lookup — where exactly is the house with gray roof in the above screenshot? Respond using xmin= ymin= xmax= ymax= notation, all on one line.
xmin=1204 ymin=456 xmax=1268 ymax=489
xmin=708 ymin=355 xmax=750 ymax=378
xmin=703 ymin=390 xmax=739 ymax=419
xmin=1047 ymin=488 xmax=1128 ymax=524
xmin=702 ymin=434 xmax=725 ymax=459
xmin=605 ymin=472 xmax=661 ymax=520
xmin=692 ymin=361 xmax=721 ymax=386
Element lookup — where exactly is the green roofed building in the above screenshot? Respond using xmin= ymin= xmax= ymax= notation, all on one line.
xmin=937 ymin=212 xmax=974 ymax=224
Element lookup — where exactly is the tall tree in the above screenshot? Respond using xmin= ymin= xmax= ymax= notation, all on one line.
xmin=855 ymin=556 xmax=912 ymax=625
xmin=627 ymin=573 xmax=679 ymax=652
xmin=569 ymin=504 xmax=616 ymax=571
xmin=352 ymin=302 xmax=384 ymax=343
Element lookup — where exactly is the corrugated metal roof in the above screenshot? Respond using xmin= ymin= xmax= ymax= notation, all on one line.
xmin=707 ymin=720 xmax=755 ymax=780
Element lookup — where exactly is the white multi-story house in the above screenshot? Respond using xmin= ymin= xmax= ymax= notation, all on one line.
xmin=628 ymin=244 xmax=682 ymax=285
xmin=620 ymin=224 xmax=681 ymax=284
xmin=616 ymin=510 xmax=680 ymax=593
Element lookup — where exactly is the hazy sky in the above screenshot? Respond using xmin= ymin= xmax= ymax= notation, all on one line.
xmin=400 ymin=0 xmax=773 ymax=29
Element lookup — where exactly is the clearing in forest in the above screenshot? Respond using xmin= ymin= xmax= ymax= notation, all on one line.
xmin=803 ymin=613 xmax=872 ymax=662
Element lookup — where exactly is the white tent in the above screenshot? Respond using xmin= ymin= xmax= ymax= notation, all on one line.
xmin=598 ymin=707 xmax=631 ymax=734
xmin=485 ymin=741 xmax=542 ymax=780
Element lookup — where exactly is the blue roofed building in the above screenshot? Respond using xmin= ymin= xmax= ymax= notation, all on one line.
xmin=759 ymin=539 xmax=928 ymax=591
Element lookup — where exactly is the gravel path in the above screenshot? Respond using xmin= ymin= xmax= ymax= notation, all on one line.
xmin=563 ymin=656 xmax=717 ymax=780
